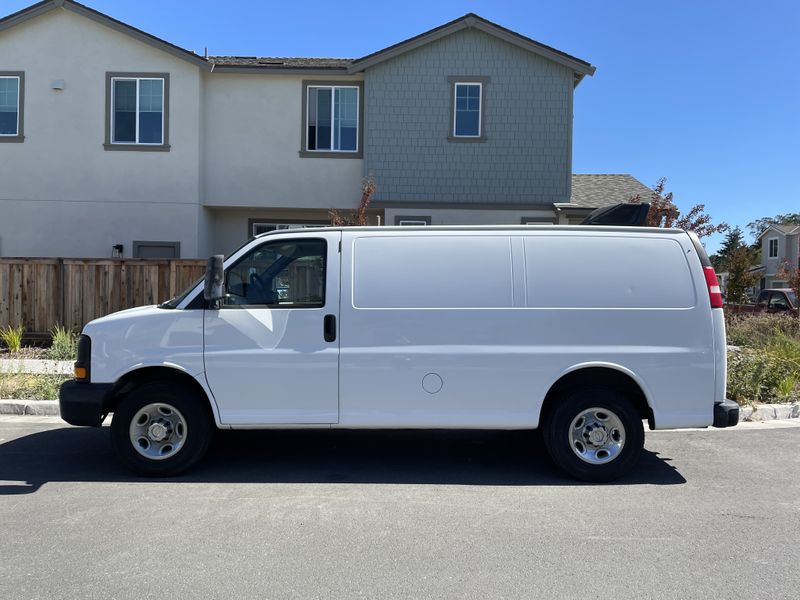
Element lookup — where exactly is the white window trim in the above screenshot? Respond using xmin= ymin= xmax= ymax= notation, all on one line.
xmin=767 ymin=237 xmax=779 ymax=258
xmin=0 ymin=75 xmax=20 ymax=137
xmin=453 ymin=81 xmax=482 ymax=138
xmin=110 ymin=77 xmax=165 ymax=146
xmin=398 ymin=220 xmax=429 ymax=226
xmin=305 ymin=85 xmax=360 ymax=153
xmin=252 ymin=222 xmax=324 ymax=237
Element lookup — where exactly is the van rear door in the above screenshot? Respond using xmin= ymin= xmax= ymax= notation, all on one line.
xmin=203 ymin=232 xmax=341 ymax=425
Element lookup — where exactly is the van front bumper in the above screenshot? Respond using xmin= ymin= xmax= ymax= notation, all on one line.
xmin=713 ymin=399 xmax=740 ymax=428
xmin=59 ymin=380 xmax=113 ymax=427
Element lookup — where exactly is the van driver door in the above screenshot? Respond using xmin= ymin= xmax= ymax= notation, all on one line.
xmin=203 ymin=232 xmax=340 ymax=425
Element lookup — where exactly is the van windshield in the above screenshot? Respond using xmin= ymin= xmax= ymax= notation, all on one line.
xmin=159 ymin=276 xmax=203 ymax=309
xmin=157 ymin=234 xmax=275 ymax=309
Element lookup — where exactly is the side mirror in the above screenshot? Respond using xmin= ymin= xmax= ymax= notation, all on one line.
xmin=203 ymin=255 xmax=225 ymax=307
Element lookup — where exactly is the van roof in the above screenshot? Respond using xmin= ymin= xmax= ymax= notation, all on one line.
xmin=254 ymin=225 xmax=688 ymax=238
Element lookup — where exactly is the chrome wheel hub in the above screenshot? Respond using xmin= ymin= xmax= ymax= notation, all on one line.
xmin=129 ymin=403 xmax=187 ymax=461
xmin=569 ymin=407 xmax=625 ymax=465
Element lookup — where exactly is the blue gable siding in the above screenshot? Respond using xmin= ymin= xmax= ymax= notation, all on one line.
xmin=363 ymin=28 xmax=574 ymax=205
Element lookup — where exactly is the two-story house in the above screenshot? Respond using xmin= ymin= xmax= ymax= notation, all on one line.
xmin=0 ymin=0 xmax=652 ymax=259
xmin=757 ymin=223 xmax=800 ymax=288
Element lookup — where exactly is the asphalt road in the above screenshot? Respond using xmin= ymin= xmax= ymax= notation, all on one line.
xmin=0 ymin=417 xmax=798 ymax=600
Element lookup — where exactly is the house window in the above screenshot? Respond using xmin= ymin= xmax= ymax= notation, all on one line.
xmin=105 ymin=73 xmax=169 ymax=150
xmin=767 ymin=238 xmax=779 ymax=258
xmin=301 ymin=81 xmax=363 ymax=157
xmin=447 ymin=77 xmax=488 ymax=142
xmin=0 ymin=72 xmax=23 ymax=141
xmin=395 ymin=216 xmax=431 ymax=226
xmin=249 ymin=219 xmax=329 ymax=238
xmin=454 ymin=83 xmax=481 ymax=136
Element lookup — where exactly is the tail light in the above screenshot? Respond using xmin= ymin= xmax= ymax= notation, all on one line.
xmin=703 ymin=267 xmax=724 ymax=309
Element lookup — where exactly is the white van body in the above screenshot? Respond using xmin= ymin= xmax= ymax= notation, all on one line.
xmin=60 ymin=225 xmax=735 ymax=480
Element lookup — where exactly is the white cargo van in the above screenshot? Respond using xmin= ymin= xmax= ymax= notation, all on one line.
xmin=59 ymin=219 xmax=738 ymax=481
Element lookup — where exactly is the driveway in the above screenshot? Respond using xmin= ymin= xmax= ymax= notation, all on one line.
xmin=0 ymin=418 xmax=798 ymax=599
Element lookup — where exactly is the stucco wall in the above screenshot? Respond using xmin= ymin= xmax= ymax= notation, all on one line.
xmin=0 ymin=200 xmax=202 ymax=258
xmin=201 ymin=73 xmax=363 ymax=211
xmin=363 ymin=28 xmax=574 ymax=205
xmin=0 ymin=9 xmax=203 ymax=257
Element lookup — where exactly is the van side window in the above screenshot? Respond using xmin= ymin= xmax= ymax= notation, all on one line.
xmin=223 ymin=239 xmax=326 ymax=308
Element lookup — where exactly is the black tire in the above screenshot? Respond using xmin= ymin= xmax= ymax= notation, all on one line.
xmin=110 ymin=381 xmax=214 ymax=477
xmin=543 ymin=388 xmax=644 ymax=482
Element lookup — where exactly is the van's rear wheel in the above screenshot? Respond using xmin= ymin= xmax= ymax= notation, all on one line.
xmin=543 ymin=388 xmax=643 ymax=482
xmin=111 ymin=381 xmax=213 ymax=477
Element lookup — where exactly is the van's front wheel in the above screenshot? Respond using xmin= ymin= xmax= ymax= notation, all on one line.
xmin=543 ymin=389 xmax=643 ymax=482
xmin=111 ymin=382 xmax=213 ymax=477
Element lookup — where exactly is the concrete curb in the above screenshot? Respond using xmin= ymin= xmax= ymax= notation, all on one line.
xmin=0 ymin=399 xmax=60 ymax=416
xmin=1 ymin=399 xmax=799 ymax=423
xmin=739 ymin=403 xmax=800 ymax=422
xmin=0 ymin=358 xmax=73 ymax=375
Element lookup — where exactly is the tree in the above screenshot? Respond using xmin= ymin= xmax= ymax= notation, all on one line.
xmin=725 ymin=247 xmax=760 ymax=304
xmin=717 ymin=227 xmax=745 ymax=265
xmin=629 ymin=177 xmax=728 ymax=239
xmin=329 ymin=176 xmax=377 ymax=226
xmin=747 ymin=213 xmax=800 ymax=241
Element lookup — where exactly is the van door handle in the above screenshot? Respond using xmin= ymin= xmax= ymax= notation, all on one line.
xmin=323 ymin=314 xmax=336 ymax=342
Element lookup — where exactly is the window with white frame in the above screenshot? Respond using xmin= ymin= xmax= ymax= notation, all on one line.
xmin=453 ymin=82 xmax=482 ymax=137
xmin=250 ymin=221 xmax=328 ymax=237
xmin=0 ymin=73 xmax=22 ymax=139
xmin=767 ymin=237 xmax=779 ymax=258
xmin=107 ymin=74 xmax=168 ymax=146
xmin=306 ymin=85 xmax=359 ymax=152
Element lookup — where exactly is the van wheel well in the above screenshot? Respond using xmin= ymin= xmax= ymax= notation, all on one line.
xmin=540 ymin=367 xmax=654 ymax=430
xmin=103 ymin=367 xmax=214 ymax=423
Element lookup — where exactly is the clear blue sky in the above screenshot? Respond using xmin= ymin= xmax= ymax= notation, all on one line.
xmin=4 ymin=0 xmax=799 ymax=251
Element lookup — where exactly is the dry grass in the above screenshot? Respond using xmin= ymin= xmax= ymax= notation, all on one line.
xmin=0 ymin=372 xmax=70 ymax=401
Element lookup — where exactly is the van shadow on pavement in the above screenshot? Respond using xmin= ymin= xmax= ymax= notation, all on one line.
xmin=0 ymin=426 xmax=686 ymax=494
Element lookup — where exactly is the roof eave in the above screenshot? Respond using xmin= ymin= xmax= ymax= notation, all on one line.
xmin=0 ymin=0 xmax=210 ymax=70
xmin=347 ymin=14 xmax=595 ymax=77
xmin=757 ymin=224 xmax=800 ymax=240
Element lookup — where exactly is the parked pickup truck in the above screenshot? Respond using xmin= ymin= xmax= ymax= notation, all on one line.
xmin=727 ymin=288 xmax=798 ymax=314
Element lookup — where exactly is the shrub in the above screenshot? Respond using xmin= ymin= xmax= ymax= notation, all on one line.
xmin=725 ymin=313 xmax=799 ymax=349
xmin=49 ymin=325 xmax=78 ymax=361
xmin=0 ymin=372 xmax=70 ymax=401
xmin=0 ymin=325 xmax=24 ymax=353
xmin=727 ymin=348 xmax=799 ymax=405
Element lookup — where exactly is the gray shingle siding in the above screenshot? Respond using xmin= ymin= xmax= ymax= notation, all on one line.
xmin=363 ymin=28 xmax=573 ymax=204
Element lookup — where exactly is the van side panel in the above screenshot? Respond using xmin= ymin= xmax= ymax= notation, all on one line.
xmin=523 ymin=233 xmax=714 ymax=428
xmin=339 ymin=232 xmax=538 ymax=427
xmin=338 ymin=229 xmax=715 ymax=430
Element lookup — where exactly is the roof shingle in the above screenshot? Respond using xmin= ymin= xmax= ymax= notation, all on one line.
xmin=566 ymin=174 xmax=653 ymax=209
xmin=209 ymin=56 xmax=351 ymax=69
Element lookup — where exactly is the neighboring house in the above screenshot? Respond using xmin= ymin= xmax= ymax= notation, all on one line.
xmin=756 ymin=223 xmax=800 ymax=288
xmin=1 ymin=0 xmax=645 ymax=258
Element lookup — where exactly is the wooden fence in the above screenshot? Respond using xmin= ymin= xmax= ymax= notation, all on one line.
xmin=0 ymin=258 xmax=206 ymax=336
